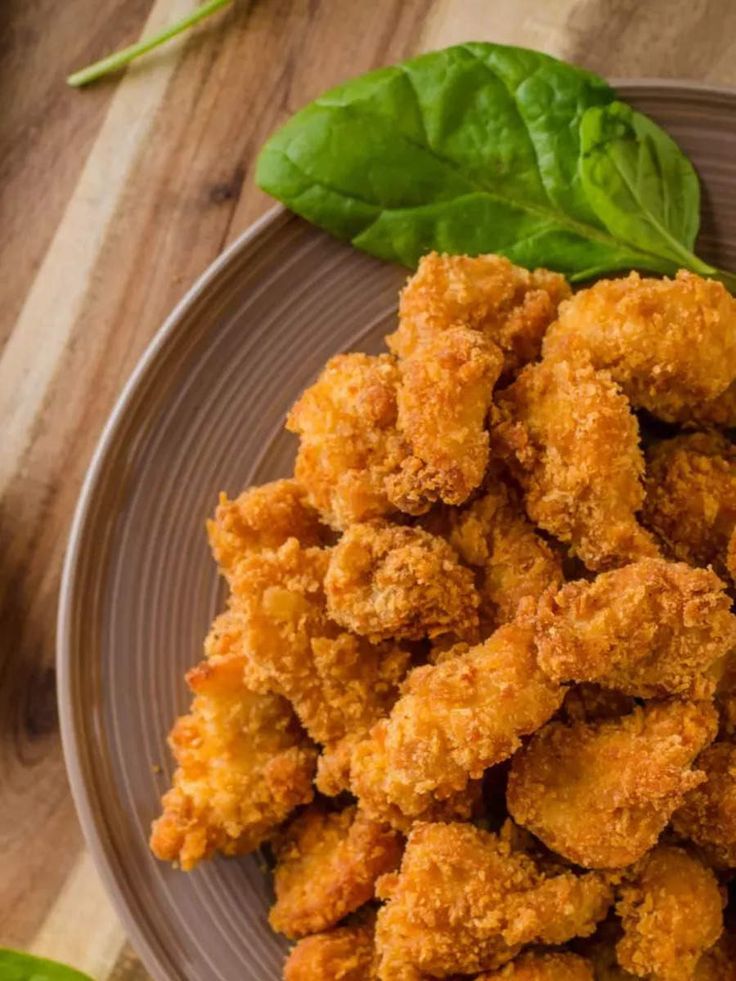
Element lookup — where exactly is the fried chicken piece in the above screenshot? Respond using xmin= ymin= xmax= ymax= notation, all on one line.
xmin=715 ymin=651 xmax=736 ymax=738
xmin=507 ymin=699 xmax=718 ymax=869
xmin=351 ymin=621 xmax=565 ymax=825
xmin=448 ymin=483 xmax=563 ymax=629
xmin=672 ymin=741 xmax=736 ymax=869
xmin=643 ymin=433 xmax=736 ymax=581
xmin=389 ymin=252 xmax=570 ymax=379
xmin=693 ymin=933 xmax=736 ymax=981
xmin=477 ymin=951 xmax=594 ymax=981
xmin=374 ymin=822 xmax=612 ymax=979
xmin=315 ymin=732 xmax=363 ymax=796
xmin=283 ymin=919 xmax=377 ymax=981
xmin=269 ymin=804 xmax=402 ymax=938
xmin=560 ymin=684 xmax=638 ymax=725
xmin=149 ymin=653 xmax=316 ymax=870
xmin=535 ymin=559 xmax=736 ymax=699
xmin=206 ymin=479 xmax=324 ymax=579
xmin=543 ymin=271 xmax=736 ymax=422
xmin=492 ymin=357 xmax=657 ymax=571
xmin=286 ymin=353 xmax=409 ymax=529
xmin=387 ymin=324 xmax=504 ymax=509
xmin=325 ymin=522 xmax=479 ymax=643
xmin=229 ymin=538 xmax=410 ymax=744
xmin=616 ymin=846 xmax=724 ymax=981
xmin=571 ymin=919 xmax=636 ymax=981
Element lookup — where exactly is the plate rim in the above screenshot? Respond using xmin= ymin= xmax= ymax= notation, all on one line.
xmin=56 ymin=79 xmax=736 ymax=981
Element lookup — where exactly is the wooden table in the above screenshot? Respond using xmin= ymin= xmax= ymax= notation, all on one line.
xmin=3 ymin=0 xmax=736 ymax=976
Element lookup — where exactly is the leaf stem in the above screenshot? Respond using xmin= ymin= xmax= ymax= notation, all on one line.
xmin=67 ymin=0 xmax=233 ymax=87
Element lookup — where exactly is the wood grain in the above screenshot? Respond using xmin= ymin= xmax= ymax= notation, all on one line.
xmin=1 ymin=1 xmax=734 ymax=977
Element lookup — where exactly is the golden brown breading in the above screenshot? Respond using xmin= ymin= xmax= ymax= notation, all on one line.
xmin=477 ymin=951 xmax=594 ymax=981
xmin=715 ymin=651 xmax=736 ymax=738
xmin=228 ymin=538 xmax=410 ymax=745
xmin=448 ymin=483 xmax=563 ymax=630
xmin=388 ymin=324 xmax=503 ymax=509
xmin=324 ymin=522 xmax=480 ymax=643
xmin=643 ymin=432 xmax=736 ymax=580
xmin=693 ymin=933 xmax=736 ymax=981
xmin=671 ymin=741 xmax=736 ymax=869
xmin=507 ymin=700 xmax=718 ymax=869
xmin=286 ymin=353 xmax=409 ymax=529
xmin=149 ymin=653 xmax=316 ymax=870
xmin=351 ymin=621 xmax=565 ymax=825
xmin=492 ymin=357 xmax=658 ymax=571
xmin=571 ymin=919 xmax=636 ymax=981
xmin=206 ymin=479 xmax=324 ymax=579
xmin=535 ymin=559 xmax=736 ymax=699
xmin=389 ymin=252 xmax=570 ymax=378
xmin=543 ymin=271 xmax=736 ymax=422
xmin=560 ymin=684 xmax=638 ymax=726
xmin=374 ymin=822 xmax=612 ymax=979
xmin=615 ymin=846 xmax=724 ymax=981
xmin=269 ymin=804 xmax=402 ymax=939
xmin=283 ymin=920 xmax=377 ymax=981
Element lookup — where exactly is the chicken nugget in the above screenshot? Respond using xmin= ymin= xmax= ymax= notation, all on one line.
xmin=492 ymin=357 xmax=657 ymax=571
xmin=229 ymin=538 xmax=410 ymax=744
xmin=389 ymin=252 xmax=570 ymax=378
xmin=325 ymin=521 xmax=479 ymax=643
xmin=374 ymin=822 xmax=612 ymax=979
xmin=615 ymin=845 xmax=723 ymax=981
xmin=507 ymin=700 xmax=718 ymax=869
xmin=287 ymin=353 xmax=409 ymax=528
xmin=543 ymin=271 xmax=736 ymax=422
xmin=269 ymin=804 xmax=402 ymax=938
xmin=387 ymin=325 xmax=504 ymax=509
xmin=643 ymin=432 xmax=736 ymax=581
xmin=150 ymin=653 xmax=316 ymax=870
xmin=535 ymin=559 xmax=736 ymax=699
xmin=351 ymin=621 xmax=564 ymax=824
xmin=449 ymin=482 xmax=563 ymax=629
xmin=206 ymin=479 xmax=324 ymax=579
xmin=283 ymin=919 xmax=377 ymax=981
xmin=672 ymin=741 xmax=736 ymax=870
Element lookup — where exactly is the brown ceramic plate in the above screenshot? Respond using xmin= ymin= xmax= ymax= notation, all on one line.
xmin=58 ymin=82 xmax=736 ymax=981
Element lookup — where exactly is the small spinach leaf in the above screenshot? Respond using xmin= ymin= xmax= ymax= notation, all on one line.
xmin=0 ymin=949 xmax=93 ymax=981
xmin=579 ymin=100 xmax=716 ymax=274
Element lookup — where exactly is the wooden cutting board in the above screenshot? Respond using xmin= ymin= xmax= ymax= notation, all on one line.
xmin=2 ymin=0 xmax=736 ymax=977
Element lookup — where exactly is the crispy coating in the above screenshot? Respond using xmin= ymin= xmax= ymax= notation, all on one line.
xmin=206 ymin=479 xmax=324 ymax=579
xmin=535 ymin=559 xmax=736 ymax=699
xmin=315 ymin=732 xmax=364 ymax=797
xmin=543 ymin=271 xmax=736 ymax=422
xmin=388 ymin=324 xmax=503 ymax=509
xmin=286 ymin=353 xmax=409 ymax=528
xmin=389 ymin=252 xmax=571 ymax=378
xmin=492 ymin=357 xmax=657 ymax=571
xmin=572 ymin=920 xmax=636 ymax=981
xmin=283 ymin=920 xmax=377 ymax=981
xmin=269 ymin=804 xmax=402 ymax=939
xmin=643 ymin=432 xmax=736 ymax=580
xmin=715 ymin=650 xmax=736 ymax=738
xmin=149 ymin=653 xmax=316 ymax=870
xmin=229 ymin=538 xmax=410 ymax=744
xmin=477 ymin=951 xmax=594 ymax=981
xmin=448 ymin=483 xmax=563 ymax=629
xmin=325 ymin=522 xmax=479 ymax=643
xmin=672 ymin=741 xmax=736 ymax=869
xmin=507 ymin=700 xmax=718 ymax=869
xmin=351 ymin=622 xmax=565 ymax=825
xmin=374 ymin=822 xmax=612 ymax=979
xmin=616 ymin=846 xmax=723 ymax=981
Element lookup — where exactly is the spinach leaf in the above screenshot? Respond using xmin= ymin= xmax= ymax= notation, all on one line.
xmin=579 ymin=100 xmax=719 ymax=276
xmin=257 ymin=43 xmax=676 ymax=277
xmin=257 ymin=42 xmax=734 ymax=287
xmin=0 ymin=949 xmax=92 ymax=981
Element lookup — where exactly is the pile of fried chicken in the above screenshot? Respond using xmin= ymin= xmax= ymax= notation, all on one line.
xmin=149 ymin=253 xmax=736 ymax=981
